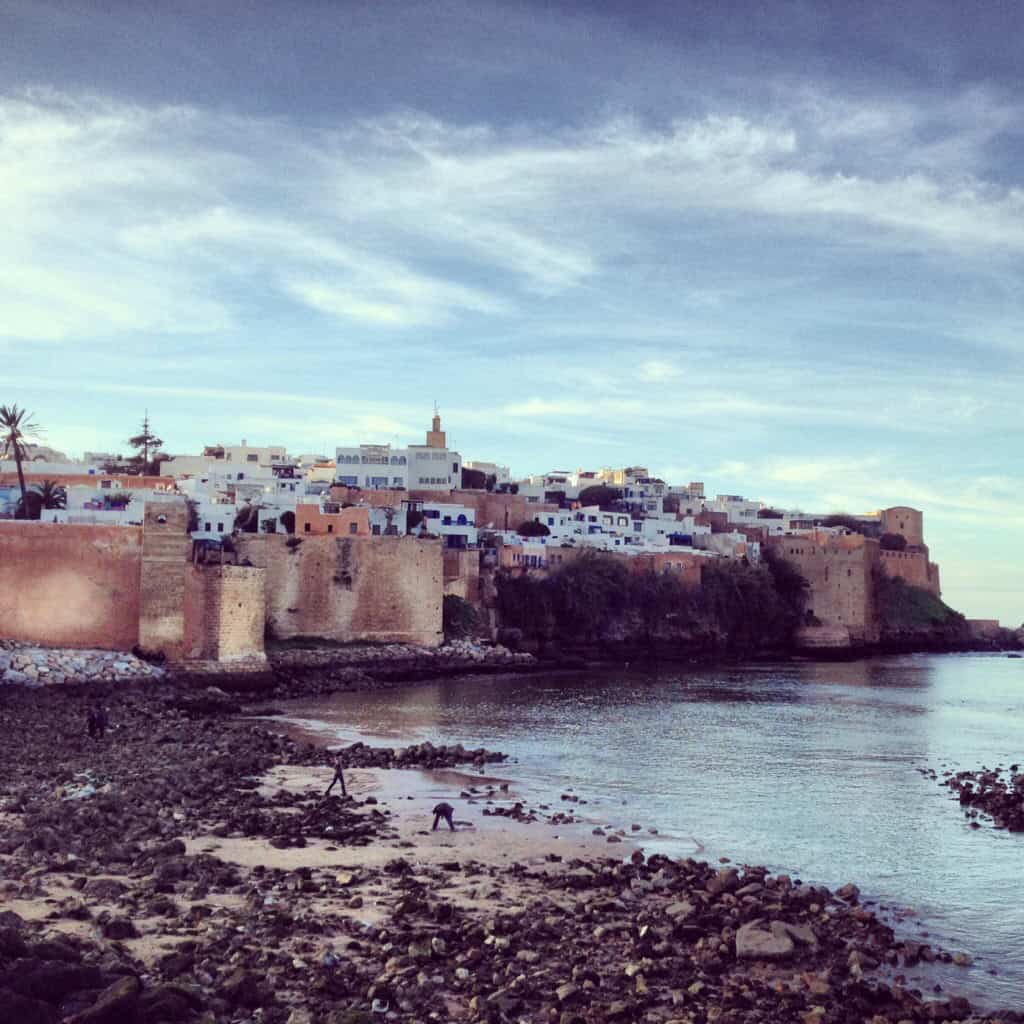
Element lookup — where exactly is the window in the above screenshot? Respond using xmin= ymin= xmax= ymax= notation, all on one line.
xmin=247 ymin=453 xmax=258 ymax=462
xmin=204 ymin=523 xmax=211 ymax=532
xmin=393 ymin=477 xmax=403 ymax=486
xmin=349 ymin=522 xmax=358 ymax=534
xmin=452 ymin=462 xmax=459 ymax=473
xmin=372 ymin=524 xmax=381 ymax=536
xmin=304 ymin=523 xmax=311 ymax=533
xmin=100 ymin=480 xmax=112 ymax=489
xmin=327 ymin=524 xmax=334 ymax=534
xmin=217 ymin=522 xmax=224 ymax=533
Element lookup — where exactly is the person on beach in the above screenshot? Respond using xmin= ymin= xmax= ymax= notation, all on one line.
xmin=86 ymin=705 xmax=108 ymax=740
xmin=324 ymin=754 xmax=347 ymax=798
xmin=432 ymin=801 xmax=456 ymax=831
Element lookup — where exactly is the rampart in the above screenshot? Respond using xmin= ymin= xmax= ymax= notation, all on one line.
xmin=878 ymin=548 xmax=940 ymax=596
xmin=183 ymin=565 xmax=267 ymax=662
xmin=236 ymin=534 xmax=443 ymax=647
xmin=0 ymin=522 xmax=142 ymax=650
xmin=770 ymin=531 xmax=880 ymax=643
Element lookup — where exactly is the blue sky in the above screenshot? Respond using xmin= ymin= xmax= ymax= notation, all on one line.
xmin=3 ymin=1 xmax=1022 ymax=624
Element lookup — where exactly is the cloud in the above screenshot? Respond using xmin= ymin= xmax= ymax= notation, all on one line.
xmin=6 ymin=87 xmax=1024 ymax=346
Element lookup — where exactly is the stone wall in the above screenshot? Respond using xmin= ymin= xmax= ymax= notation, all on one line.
xmin=770 ymin=531 xmax=880 ymax=643
xmin=183 ymin=565 xmax=267 ymax=662
xmin=443 ymin=548 xmax=480 ymax=602
xmin=450 ymin=490 xmax=558 ymax=532
xmin=138 ymin=503 xmax=192 ymax=660
xmin=236 ymin=534 xmax=443 ymax=647
xmin=0 ymin=522 xmax=142 ymax=650
xmin=878 ymin=548 xmax=940 ymax=596
xmin=0 ymin=644 xmax=165 ymax=687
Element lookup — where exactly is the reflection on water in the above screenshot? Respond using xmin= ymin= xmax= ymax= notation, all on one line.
xmin=279 ymin=652 xmax=1024 ymax=1007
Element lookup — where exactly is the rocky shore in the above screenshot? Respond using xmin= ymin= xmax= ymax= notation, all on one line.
xmin=0 ymin=682 xmax=1017 ymax=1023
xmin=921 ymin=764 xmax=1024 ymax=832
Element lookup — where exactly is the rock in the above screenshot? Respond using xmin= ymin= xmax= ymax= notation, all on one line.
xmin=100 ymin=917 xmax=138 ymax=940
xmin=136 ymin=984 xmax=201 ymax=1021
xmin=664 ymin=900 xmax=695 ymax=921
xmin=706 ymin=867 xmax=739 ymax=895
xmin=836 ymin=883 xmax=860 ymax=903
xmin=735 ymin=920 xmax=796 ymax=960
xmin=66 ymin=975 xmax=140 ymax=1024
xmin=84 ymin=878 xmax=128 ymax=900
xmin=556 ymin=982 xmax=580 ymax=1003
xmin=0 ymin=927 xmax=28 ymax=957
xmin=220 ymin=967 xmax=264 ymax=1009
xmin=0 ymin=987 xmax=57 ymax=1024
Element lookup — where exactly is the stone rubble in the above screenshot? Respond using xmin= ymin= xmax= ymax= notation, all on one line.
xmin=0 ymin=643 xmax=165 ymax=688
xmin=0 ymin=684 xmax=1016 ymax=1023
xmin=920 ymin=763 xmax=1024 ymax=832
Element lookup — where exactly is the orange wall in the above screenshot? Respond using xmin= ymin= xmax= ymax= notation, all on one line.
xmin=0 ymin=522 xmax=142 ymax=650
xmin=0 ymin=472 xmax=176 ymax=492
xmin=296 ymin=503 xmax=371 ymax=536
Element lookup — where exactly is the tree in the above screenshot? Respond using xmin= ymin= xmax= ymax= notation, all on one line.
xmin=17 ymin=479 xmax=67 ymax=520
xmin=0 ymin=404 xmax=39 ymax=520
xmin=279 ymin=510 xmax=296 ymax=534
xmin=517 ymin=519 xmax=550 ymax=537
xmin=484 ymin=473 xmax=497 ymax=493
xmin=577 ymin=484 xmax=622 ymax=510
xmin=443 ymin=595 xmax=480 ymax=640
xmin=880 ymin=532 xmax=907 ymax=551
xmin=127 ymin=412 xmax=164 ymax=475
xmin=233 ymin=504 xmax=261 ymax=534
xmin=461 ymin=467 xmax=487 ymax=490
xmin=757 ymin=507 xmax=784 ymax=519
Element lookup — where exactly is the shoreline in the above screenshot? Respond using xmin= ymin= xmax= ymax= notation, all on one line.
xmin=0 ymin=674 xmax=1019 ymax=1021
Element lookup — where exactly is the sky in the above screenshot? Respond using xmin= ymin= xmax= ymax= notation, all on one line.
xmin=2 ymin=0 xmax=1022 ymax=624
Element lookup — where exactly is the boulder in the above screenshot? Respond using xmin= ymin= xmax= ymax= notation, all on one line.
xmin=0 ymin=987 xmax=58 ymax=1024
xmin=735 ymin=920 xmax=795 ymax=961
xmin=66 ymin=975 xmax=140 ymax=1024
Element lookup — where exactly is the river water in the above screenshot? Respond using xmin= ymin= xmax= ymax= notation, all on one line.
xmin=277 ymin=652 xmax=1024 ymax=1008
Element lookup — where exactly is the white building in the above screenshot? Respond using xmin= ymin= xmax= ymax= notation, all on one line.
xmin=464 ymin=460 xmax=511 ymax=484
xmin=420 ymin=502 xmax=477 ymax=548
xmin=335 ymin=444 xmax=408 ymax=489
xmin=335 ymin=413 xmax=462 ymax=494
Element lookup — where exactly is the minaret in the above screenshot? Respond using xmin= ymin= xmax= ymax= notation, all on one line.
xmin=426 ymin=405 xmax=447 ymax=449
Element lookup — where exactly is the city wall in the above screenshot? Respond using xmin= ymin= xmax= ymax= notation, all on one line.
xmin=236 ymin=534 xmax=443 ymax=647
xmin=878 ymin=548 xmax=941 ymax=596
xmin=183 ymin=565 xmax=267 ymax=662
xmin=0 ymin=522 xmax=142 ymax=650
xmin=770 ymin=531 xmax=880 ymax=643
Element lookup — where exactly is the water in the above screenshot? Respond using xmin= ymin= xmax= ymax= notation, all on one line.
xmin=277 ymin=652 xmax=1024 ymax=1008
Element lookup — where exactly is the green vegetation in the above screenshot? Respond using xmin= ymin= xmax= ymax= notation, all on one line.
xmin=461 ymin=467 xmax=487 ymax=490
xmin=17 ymin=479 xmax=67 ymax=520
xmin=879 ymin=532 xmax=907 ymax=551
xmin=279 ymin=510 xmax=296 ymax=534
xmin=516 ymin=519 xmax=550 ymax=537
xmin=0 ymin=403 xmax=39 ymax=519
xmin=577 ymin=484 xmax=623 ymax=510
xmin=443 ymin=594 xmax=481 ymax=639
xmin=874 ymin=572 xmax=965 ymax=631
xmin=495 ymin=550 xmax=809 ymax=652
xmin=127 ymin=412 xmax=164 ymax=475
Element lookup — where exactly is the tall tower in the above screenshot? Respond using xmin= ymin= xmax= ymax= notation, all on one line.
xmin=426 ymin=406 xmax=447 ymax=450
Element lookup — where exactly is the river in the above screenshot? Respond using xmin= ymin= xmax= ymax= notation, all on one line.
xmin=275 ymin=651 xmax=1024 ymax=1008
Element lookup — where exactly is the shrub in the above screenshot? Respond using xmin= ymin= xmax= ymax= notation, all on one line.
xmin=279 ymin=510 xmax=296 ymax=534
xmin=516 ymin=519 xmax=550 ymax=537
xmin=443 ymin=595 xmax=480 ymax=639
xmin=461 ymin=467 xmax=487 ymax=490
xmin=577 ymin=485 xmax=622 ymax=510
xmin=880 ymin=532 xmax=907 ymax=551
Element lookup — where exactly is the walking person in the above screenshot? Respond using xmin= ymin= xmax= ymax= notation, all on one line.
xmin=86 ymin=704 xmax=108 ymax=741
xmin=324 ymin=753 xmax=347 ymax=798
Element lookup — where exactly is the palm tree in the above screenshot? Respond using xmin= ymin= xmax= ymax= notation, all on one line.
xmin=0 ymin=404 xmax=40 ymax=521
xmin=29 ymin=475 xmax=67 ymax=516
